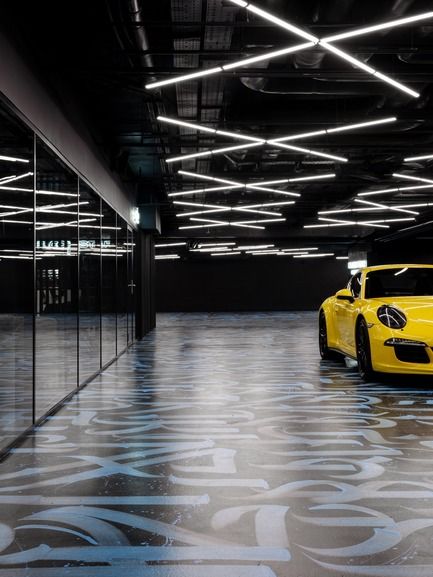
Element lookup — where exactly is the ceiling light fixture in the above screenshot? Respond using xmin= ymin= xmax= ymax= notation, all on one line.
xmin=155 ymin=254 xmax=181 ymax=260
xmin=198 ymin=242 xmax=237 ymax=248
xmin=404 ymin=153 xmax=433 ymax=162
xmin=393 ymin=172 xmax=433 ymax=185
xmin=173 ymin=200 xmax=282 ymax=217
xmin=0 ymin=155 xmax=30 ymax=164
xmin=155 ymin=242 xmax=187 ymax=248
xmin=211 ymin=251 xmax=241 ymax=256
xmin=354 ymin=198 xmax=420 ymax=215
xmin=148 ymin=0 xmax=428 ymax=98
xmin=293 ymin=253 xmax=335 ymax=258
xmin=274 ymin=118 xmax=396 ymax=142
xmin=358 ymin=183 xmax=433 ymax=197
xmin=177 ymin=170 xmax=301 ymax=198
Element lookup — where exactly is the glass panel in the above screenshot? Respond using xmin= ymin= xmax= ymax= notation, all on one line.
xmin=79 ymin=181 xmax=101 ymax=382
xmin=116 ymin=217 xmax=128 ymax=353
xmin=101 ymin=201 xmax=117 ymax=366
xmin=127 ymin=228 xmax=135 ymax=345
xmin=0 ymin=106 xmax=34 ymax=449
xmin=35 ymin=139 xmax=78 ymax=419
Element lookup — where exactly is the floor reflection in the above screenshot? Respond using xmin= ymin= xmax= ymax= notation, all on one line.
xmin=0 ymin=312 xmax=433 ymax=576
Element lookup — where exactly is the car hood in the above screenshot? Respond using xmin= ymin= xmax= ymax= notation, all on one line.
xmin=369 ymin=296 xmax=433 ymax=324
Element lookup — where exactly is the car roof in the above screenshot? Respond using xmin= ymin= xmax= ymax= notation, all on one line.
xmin=361 ymin=264 xmax=433 ymax=273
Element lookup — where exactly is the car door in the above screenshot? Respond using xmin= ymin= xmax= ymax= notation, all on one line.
xmin=335 ymin=273 xmax=362 ymax=355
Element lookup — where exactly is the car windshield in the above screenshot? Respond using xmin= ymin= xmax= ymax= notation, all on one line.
xmin=365 ymin=267 xmax=433 ymax=298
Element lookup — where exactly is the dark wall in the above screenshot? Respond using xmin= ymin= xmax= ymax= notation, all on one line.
xmin=369 ymin=239 xmax=433 ymax=266
xmin=156 ymin=258 xmax=349 ymax=312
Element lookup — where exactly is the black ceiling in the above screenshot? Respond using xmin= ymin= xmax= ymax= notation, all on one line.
xmin=3 ymin=0 xmax=433 ymax=255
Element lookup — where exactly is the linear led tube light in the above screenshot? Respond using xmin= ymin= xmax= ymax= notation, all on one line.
xmin=267 ymin=140 xmax=347 ymax=162
xmin=0 ymin=172 xmax=33 ymax=185
xmin=198 ymin=242 xmax=237 ymax=248
xmin=229 ymin=1 xmax=421 ymax=98
xmin=0 ymin=155 xmax=30 ymax=163
xmin=281 ymin=247 xmax=319 ymax=251
xmin=179 ymin=222 xmax=264 ymax=230
xmin=274 ymin=118 xmax=396 ymax=143
xmin=162 ymin=117 xmax=348 ymax=164
xmin=237 ymin=244 xmax=275 ymax=250
xmin=243 ymin=201 xmax=296 ymax=208
xmin=155 ymin=242 xmax=187 ymax=248
xmin=354 ymin=198 xmax=419 ymax=215
xmin=155 ymin=254 xmax=181 ymax=260
xmin=169 ymin=185 xmax=244 ymax=197
xmin=358 ymin=183 xmax=433 ymax=197
xmin=323 ymin=11 xmax=433 ymax=42
xmin=146 ymin=42 xmax=315 ymax=90
xmin=190 ymin=247 xmax=234 ymax=252
xmin=320 ymin=216 xmax=414 ymax=227
xmin=318 ymin=217 xmax=389 ymax=229
xmin=166 ymin=143 xmax=262 ymax=164
xmin=404 ymin=153 xmax=433 ymax=162
xmin=393 ymin=172 xmax=433 ymax=185
xmin=287 ymin=173 xmax=336 ymax=182
xmin=211 ymin=251 xmax=241 ymax=256
xmin=178 ymin=170 xmax=301 ymax=197
xmin=173 ymin=200 xmax=281 ymax=217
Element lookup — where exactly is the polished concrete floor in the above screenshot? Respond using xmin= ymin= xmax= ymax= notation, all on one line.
xmin=1 ymin=312 xmax=433 ymax=576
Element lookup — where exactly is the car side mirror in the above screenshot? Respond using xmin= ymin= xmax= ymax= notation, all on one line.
xmin=336 ymin=288 xmax=355 ymax=303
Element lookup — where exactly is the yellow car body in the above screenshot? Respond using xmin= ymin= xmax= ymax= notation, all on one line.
xmin=319 ymin=264 xmax=433 ymax=378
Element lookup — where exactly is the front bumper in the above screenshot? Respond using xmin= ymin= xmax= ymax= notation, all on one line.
xmin=369 ymin=326 xmax=433 ymax=375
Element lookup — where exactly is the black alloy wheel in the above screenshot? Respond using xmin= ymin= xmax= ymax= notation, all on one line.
xmin=356 ymin=318 xmax=375 ymax=381
xmin=319 ymin=311 xmax=339 ymax=360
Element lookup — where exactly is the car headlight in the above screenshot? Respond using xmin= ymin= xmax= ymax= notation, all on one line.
xmin=377 ymin=305 xmax=407 ymax=329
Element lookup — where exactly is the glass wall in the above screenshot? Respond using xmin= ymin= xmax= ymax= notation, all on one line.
xmin=0 ymin=100 xmax=136 ymax=452
xmin=0 ymin=107 xmax=34 ymax=448
xmin=79 ymin=181 xmax=101 ymax=382
xmin=101 ymin=201 xmax=117 ymax=366
xmin=35 ymin=139 xmax=79 ymax=418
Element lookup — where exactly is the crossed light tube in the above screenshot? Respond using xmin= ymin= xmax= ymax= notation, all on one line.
xmin=146 ymin=1 xmax=433 ymax=98
xmin=159 ymin=115 xmax=396 ymax=164
xmin=305 ymin=172 xmax=433 ymax=228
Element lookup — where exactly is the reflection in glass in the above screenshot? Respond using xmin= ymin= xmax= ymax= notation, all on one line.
xmin=127 ymin=228 xmax=135 ymax=345
xmin=117 ymin=217 xmax=128 ymax=352
xmin=79 ymin=181 xmax=101 ymax=382
xmin=0 ymin=108 xmax=34 ymax=450
xmin=101 ymin=201 xmax=117 ymax=365
xmin=35 ymin=139 xmax=78 ymax=419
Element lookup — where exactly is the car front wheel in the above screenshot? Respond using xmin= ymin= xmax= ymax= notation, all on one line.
xmin=356 ymin=318 xmax=375 ymax=381
xmin=319 ymin=311 xmax=340 ymax=360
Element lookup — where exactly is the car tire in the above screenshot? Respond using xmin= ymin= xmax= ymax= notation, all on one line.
xmin=319 ymin=311 xmax=340 ymax=360
xmin=356 ymin=318 xmax=375 ymax=381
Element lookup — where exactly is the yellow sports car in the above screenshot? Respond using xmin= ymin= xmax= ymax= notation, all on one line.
xmin=319 ymin=264 xmax=433 ymax=380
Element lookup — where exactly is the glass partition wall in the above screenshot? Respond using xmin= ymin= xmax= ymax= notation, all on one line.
xmin=0 ymin=106 xmax=136 ymax=452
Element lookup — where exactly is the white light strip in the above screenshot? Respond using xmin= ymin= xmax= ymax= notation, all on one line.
xmin=395 ymin=266 xmax=409 ymax=276
xmin=173 ymin=200 xmax=282 ymax=217
xmin=162 ymin=117 xmax=350 ymax=164
xmin=155 ymin=254 xmax=181 ymax=260
xmin=222 ymin=42 xmax=315 ymax=71
xmin=0 ymin=219 xmax=33 ymax=225
xmin=243 ymin=201 xmax=296 ymax=208
xmin=0 ymin=172 xmax=33 ymax=185
xmin=287 ymin=173 xmax=336 ymax=182
xmin=354 ymin=198 xmax=420 ymax=215
xmin=211 ymin=251 xmax=241 ymax=256
xmin=238 ymin=244 xmax=275 ymax=250
xmin=166 ymin=143 xmax=262 ymax=164
xmin=198 ymin=242 xmax=237 ymax=248
xmin=146 ymin=66 xmax=223 ymax=90
xmin=155 ymin=242 xmax=187 ymax=248
xmin=358 ymin=183 xmax=433 ymax=197
xmin=230 ymin=1 xmax=420 ymax=98
xmin=267 ymin=140 xmax=348 ymax=162
xmin=178 ymin=170 xmax=301 ymax=197
xmin=323 ymin=11 xmax=433 ymax=42
xmin=0 ymin=155 xmax=29 ymax=164
xmin=337 ymin=256 xmax=349 ymax=260
xmin=317 ymin=217 xmax=389 ymax=229
xmin=179 ymin=222 xmax=264 ymax=230
xmin=404 ymin=153 xmax=433 ymax=162
xmin=318 ymin=216 xmax=414 ymax=228
xmin=274 ymin=118 xmax=396 ymax=142
xmin=169 ymin=185 xmax=243 ymax=197
xmin=190 ymin=247 xmax=233 ymax=252
xmin=393 ymin=172 xmax=433 ymax=185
